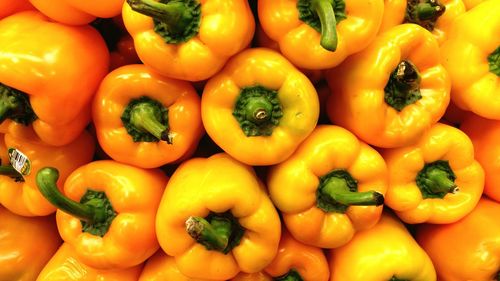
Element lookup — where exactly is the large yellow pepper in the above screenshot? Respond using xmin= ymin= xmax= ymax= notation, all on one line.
xmin=441 ymin=0 xmax=500 ymax=119
xmin=327 ymin=24 xmax=450 ymax=148
xmin=0 ymin=131 xmax=94 ymax=217
xmin=122 ymin=0 xmax=255 ymax=81
xmin=156 ymin=153 xmax=281 ymax=280
xmin=0 ymin=206 xmax=61 ymax=281
xmin=379 ymin=0 xmax=465 ymax=44
xmin=202 ymin=48 xmax=319 ymax=166
xmin=35 ymin=160 xmax=167 ymax=270
xmin=329 ymin=212 xmax=436 ymax=281
xmin=36 ymin=243 xmax=143 ymax=281
xmin=268 ymin=125 xmax=387 ymax=248
xmin=258 ymin=0 xmax=383 ymax=69
xmin=382 ymin=123 xmax=484 ymax=224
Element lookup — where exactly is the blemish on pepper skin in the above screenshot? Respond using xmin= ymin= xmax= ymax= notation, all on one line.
xmin=295 ymin=112 xmax=303 ymax=118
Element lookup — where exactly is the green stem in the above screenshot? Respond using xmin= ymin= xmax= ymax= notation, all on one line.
xmin=0 ymin=84 xmax=37 ymax=125
xmin=312 ymin=0 xmax=338 ymax=51
xmin=488 ymin=46 xmax=500 ymax=76
xmin=275 ymin=270 xmax=303 ymax=281
xmin=405 ymin=0 xmax=445 ymax=31
xmin=384 ymin=60 xmax=422 ymax=111
xmin=244 ymin=97 xmax=273 ymax=124
xmin=186 ymin=216 xmax=232 ymax=252
xmin=127 ymin=0 xmax=193 ymax=34
xmin=416 ymin=160 xmax=457 ymax=199
xmin=414 ymin=2 xmax=444 ymax=20
xmin=129 ymin=101 xmax=171 ymax=143
xmin=0 ymin=91 xmax=19 ymax=123
xmin=321 ymin=177 xmax=384 ymax=206
xmin=421 ymin=168 xmax=458 ymax=195
xmin=0 ymin=165 xmax=21 ymax=177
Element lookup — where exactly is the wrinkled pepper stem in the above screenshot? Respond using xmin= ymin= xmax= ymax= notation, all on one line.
xmin=311 ymin=0 xmax=338 ymax=51
xmin=36 ymin=167 xmax=107 ymax=223
xmin=0 ymin=165 xmax=22 ymax=178
xmin=321 ymin=177 xmax=384 ymax=206
xmin=127 ymin=0 xmax=193 ymax=34
xmin=129 ymin=102 xmax=171 ymax=143
xmin=186 ymin=216 xmax=232 ymax=252
xmin=421 ymin=168 xmax=458 ymax=195
xmin=244 ymin=97 xmax=273 ymax=124
xmin=275 ymin=270 xmax=304 ymax=281
xmin=384 ymin=60 xmax=422 ymax=111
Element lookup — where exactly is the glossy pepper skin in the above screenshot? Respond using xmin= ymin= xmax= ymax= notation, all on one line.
xmin=268 ymin=125 xmax=387 ymax=248
xmin=441 ymin=0 xmax=500 ymax=120
xmin=37 ymin=160 xmax=167 ymax=270
xmin=461 ymin=114 xmax=500 ymax=202
xmin=380 ymin=0 xmax=465 ymax=44
xmin=36 ymin=243 xmax=143 ymax=281
xmin=0 ymin=11 xmax=109 ymax=146
xmin=0 ymin=131 xmax=95 ymax=217
xmin=231 ymin=272 xmax=272 ymax=281
xmin=122 ymin=0 xmax=255 ymax=81
xmin=156 ymin=153 xmax=281 ymax=280
xmin=416 ymin=197 xmax=500 ymax=281
xmin=462 ymin=0 xmax=486 ymax=9
xmin=327 ymin=24 xmax=450 ymax=148
xmin=29 ymin=0 xmax=123 ymax=25
xmin=382 ymin=123 xmax=484 ymax=224
xmin=329 ymin=212 xmax=437 ymax=281
xmin=202 ymin=48 xmax=319 ymax=166
xmin=0 ymin=0 xmax=33 ymax=19
xmin=0 ymin=206 xmax=61 ymax=281
xmin=93 ymin=65 xmax=203 ymax=168
xmin=258 ymin=0 xmax=383 ymax=69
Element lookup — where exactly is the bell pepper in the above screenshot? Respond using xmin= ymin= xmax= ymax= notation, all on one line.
xmin=379 ymin=0 xmax=465 ymax=44
xmin=258 ymin=0 xmax=383 ymax=69
xmin=156 ymin=153 xmax=281 ymax=280
xmin=37 ymin=243 xmax=143 ymax=281
xmin=0 ymin=0 xmax=34 ymax=19
xmin=329 ymin=212 xmax=437 ymax=281
xmin=29 ymin=0 xmax=123 ymax=25
xmin=202 ymin=48 xmax=319 ymax=166
xmin=268 ymin=125 xmax=387 ymax=248
xmin=231 ymin=272 xmax=272 ymax=281
xmin=0 ymin=11 xmax=109 ymax=146
xmin=93 ymin=64 xmax=203 ymax=168
xmin=326 ymin=24 xmax=451 ymax=148
xmin=109 ymin=35 xmax=141 ymax=70
xmin=0 ymin=131 xmax=95 ymax=217
xmin=122 ymin=0 xmax=255 ymax=81
xmin=382 ymin=123 xmax=484 ymax=224
xmin=35 ymin=160 xmax=167 ymax=269
xmin=416 ymin=197 xmax=500 ymax=281
xmin=462 ymin=0 xmax=487 ymax=9
xmin=0 ymin=206 xmax=61 ymax=281
xmin=440 ymin=0 xmax=500 ymax=120
xmin=460 ymin=114 xmax=500 ymax=202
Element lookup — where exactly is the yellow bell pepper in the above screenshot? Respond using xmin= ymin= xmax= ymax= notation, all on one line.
xmin=258 ymin=0 xmax=384 ymax=69
xmin=268 ymin=125 xmax=387 ymax=248
xmin=35 ymin=160 xmax=167 ymax=270
xmin=202 ymin=48 xmax=319 ymax=166
xmin=462 ymin=0 xmax=487 ymax=9
xmin=382 ymin=123 xmax=484 ymax=224
xmin=156 ymin=153 xmax=281 ymax=280
xmin=327 ymin=24 xmax=450 ymax=148
xmin=0 ymin=206 xmax=61 ymax=281
xmin=441 ymin=0 xmax=500 ymax=120
xmin=37 ymin=243 xmax=143 ymax=281
xmin=122 ymin=0 xmax=255 ymax=81
xmin=379 ymin=0 xmax=465 ymax=44
xmin=329 ymin=212 xmax=436 ymax=281
xmin=0 ymin=131 xmax=94 ymax=217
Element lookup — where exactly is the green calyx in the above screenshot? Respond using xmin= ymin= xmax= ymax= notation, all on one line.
xmin=233 ymin=86 xmax=283 ymax=137
xmin=185 ymin=211 xmax=244 ymax=254
xmin=36 ymin=167 xmax=117 ymax=237
xmin=488 ymin=46 xmax=500 ymax=76
xmin=316 ymin=169 xmax=384 ymax=213
xmin=275 ymin=269 xmax=304 ymax=281
xmin=127 ymin=0 xmax=201 ymax=44
xmin=389 ymin=277 xmax=409 ymax=281
xmin=405 ymin=0 xmax=446 ymax=31
xmin=0 ymin=83 xmax=37 ymax=125
xmin=297 ymin=0 xmax=346 ymax=51
xmin=416 ymin=160 xmax=458 ymax=199
xmin=121 ymin=96 xmax=172 ymax=143
xmin=384 ymin=60 xmax=422 ymax=111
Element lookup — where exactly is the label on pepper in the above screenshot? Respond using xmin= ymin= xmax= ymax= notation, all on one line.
xmin=8 ymin=148 xmax=31 ymax=176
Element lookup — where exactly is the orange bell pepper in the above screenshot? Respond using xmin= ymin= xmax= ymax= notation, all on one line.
xmin=327 ymin=24 xmax=450 ymax=148
xmin=268 ymin=125 xmax=387 ymax=248
xmin=379 ymin=0 xmax=465 ymax=44
xmin=382 ymin=123 xmax=484 ymax=224
xmin=29 ymin=0 xmax=123 ymax=25
xmin=416 ymin=197 xmax=500 ymax=281
xmin=461 ymin=114 xmax=500 ymax=202
xmin=35 ymin=160 xmax=167 ymax=269
xmin=122 ymin=0 xmax=255 ymax=81
xmin=0 ymin=206 xmax=61 ymax=281
xmin=258 ymin=0 xmax=384 ymax=69
xmin=0 ymin=11 xmax=109 ymax=146
xmin=231 ymin=272 xmax=272 ymax=281
xmin=93 ymin=64 xmax=203 ymax=168
xmin=202 ymin=48 xmax=319 ymax=166
xmin=0 ymin=131 xmax=94 ymax=217
xmin=330 ymin=212 xmax=437 ymax=281
xmin=37 ymin=243 xmax=143 ymax=281
xmin=0 ymin=0 xmax=34 ymax=19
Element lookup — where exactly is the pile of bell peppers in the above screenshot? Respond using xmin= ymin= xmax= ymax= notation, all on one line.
xmin=0 ymin=0 xmax=499 ymax=280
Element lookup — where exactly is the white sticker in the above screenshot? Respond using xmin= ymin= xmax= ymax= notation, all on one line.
xmin=8 ymin=148 xmax=31 ymax=176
